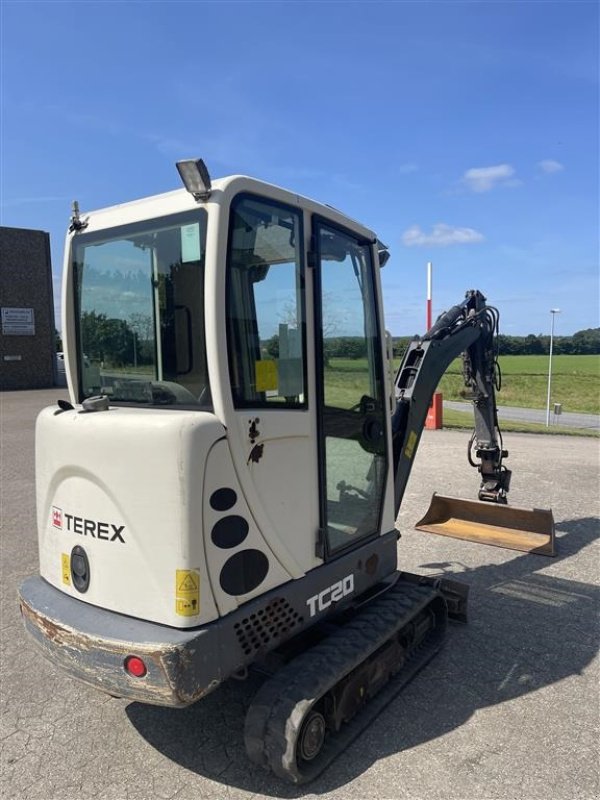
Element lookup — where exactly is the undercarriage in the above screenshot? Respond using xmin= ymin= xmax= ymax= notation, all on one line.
xmin=245 ymin=574 xmax=458 ymax=783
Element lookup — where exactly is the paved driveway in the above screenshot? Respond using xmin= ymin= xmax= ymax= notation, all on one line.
xmin=2 ymin=389 xmax=599 ymax=800
xmin=444 ymin=400 xmax=600 ymax=430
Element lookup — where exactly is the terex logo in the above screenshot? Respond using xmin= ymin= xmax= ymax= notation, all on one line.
xmin=50 ymin=507 xmax=126 ymax=543
xmin=306 ymin=574 xmax=354 ymax=617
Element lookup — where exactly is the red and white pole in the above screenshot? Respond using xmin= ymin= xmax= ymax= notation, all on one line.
xmin=426 ymin=261 xmax=433 ymax=330
xmin=425 ymin=260 xmax=443 ymax=429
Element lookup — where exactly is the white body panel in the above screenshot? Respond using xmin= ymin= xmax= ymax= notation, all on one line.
xmin=37 ymin=406 xmax=223 ymax=627
xmin=36 ymin=405 xmax=292 ymax=627
xmin=47 ymin=174 xmax=395 ymax=627
xmin=231 ymin=412 xmax=319 ymax=573
xmin=202 ymin=440 xmax=297 ymax=615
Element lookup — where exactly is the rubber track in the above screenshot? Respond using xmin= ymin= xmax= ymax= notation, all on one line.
xmin=244 ymin=579 xmax=447 ymax=784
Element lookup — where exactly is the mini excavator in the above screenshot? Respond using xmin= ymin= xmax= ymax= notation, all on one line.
xmin=19 ymin=160 xmax=554 ymax=783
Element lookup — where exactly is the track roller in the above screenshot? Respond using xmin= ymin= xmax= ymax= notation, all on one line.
xmin=244 ymin=578 xmax=447 ymax=784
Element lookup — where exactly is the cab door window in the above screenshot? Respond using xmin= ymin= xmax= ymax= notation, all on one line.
xmin=314 ymin=221 xmax=388 ymax=555
xmin=226 ymin=195 xmax=306 ymax=408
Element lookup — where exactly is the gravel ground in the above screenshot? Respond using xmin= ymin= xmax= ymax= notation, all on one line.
xmin=1 ymin=389 xmax=599 ymax=800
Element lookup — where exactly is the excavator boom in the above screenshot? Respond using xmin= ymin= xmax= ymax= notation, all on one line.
xmin=392 ymin=290 xmax=555 ymax=555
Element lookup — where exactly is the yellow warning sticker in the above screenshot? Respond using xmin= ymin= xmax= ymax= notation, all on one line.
xmin=404 ymin=430 xmax=418 ymax=460
xmin=176 ymin=569 xmax=200 ymax=616
xmin=61 ymin=553 xmax=71 ymax=586
xmin=255 ymin=360 xmax=278 ymax=392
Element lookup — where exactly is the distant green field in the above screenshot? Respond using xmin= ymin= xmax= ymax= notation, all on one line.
xmin=325 ymin=354 xmax=599 ymax=416
xmin=493 ymin=354 xmax=599 ymax=376
xmin=323 ymin=358 xmax=374 ymax=408
xmin=437 ymin=354 xmax=599 ymax=414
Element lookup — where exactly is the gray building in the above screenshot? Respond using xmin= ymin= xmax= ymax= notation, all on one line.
xmin=1 ymin=226 xmax=56 ymax=390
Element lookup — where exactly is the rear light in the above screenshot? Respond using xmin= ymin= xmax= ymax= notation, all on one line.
xmin=124 ymin=655 xmax=147 ymax=678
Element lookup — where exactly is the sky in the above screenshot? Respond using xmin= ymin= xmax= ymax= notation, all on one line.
xmin=1 ymin=0 xmax=598 ymax=337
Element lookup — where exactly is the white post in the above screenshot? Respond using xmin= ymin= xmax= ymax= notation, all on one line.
xmin=545 ymin=309 xmax=561 ymax=427
xmin=426 ymin=261 xmax=432 ymax=330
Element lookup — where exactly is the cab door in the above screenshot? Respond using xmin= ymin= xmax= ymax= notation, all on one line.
xmin=312 ymin=219 xmax=389 ymax=558
xmin=224 ymin=193 xmax=319 ymax=577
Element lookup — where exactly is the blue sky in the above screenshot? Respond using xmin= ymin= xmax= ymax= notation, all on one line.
xmin=1 ymin=1 xmax=598 ymax=336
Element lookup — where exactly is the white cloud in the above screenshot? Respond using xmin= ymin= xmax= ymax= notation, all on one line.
xmin=538 ymin=159 xmax=564 ymax=174
xmin=461 ymin=163 xmax=517 ymax=192
xmin=398 ymin=162 xmax=419 ymax=174
xmin=402 ymin=223 xmax=485 ymax=247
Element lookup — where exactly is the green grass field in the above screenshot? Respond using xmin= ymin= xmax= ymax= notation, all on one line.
xmin=436 ymin=354 xmax=599 ymax=414
xmin=323 ymin=355 xmax=599 ymax=435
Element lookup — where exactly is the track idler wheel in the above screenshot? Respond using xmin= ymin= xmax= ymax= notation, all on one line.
xmin=297 ymin=708 xmax=326 ymax=762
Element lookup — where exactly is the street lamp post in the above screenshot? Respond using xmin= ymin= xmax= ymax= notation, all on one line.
xmin=546 ymin=308 xmax=561 ymax=427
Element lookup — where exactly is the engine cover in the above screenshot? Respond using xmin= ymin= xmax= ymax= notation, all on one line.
xmin=35 ymin=405 xmax=283 ymax=628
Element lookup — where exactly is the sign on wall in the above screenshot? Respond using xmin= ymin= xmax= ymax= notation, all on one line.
xmin=1 ymin=307 xmax=36 ymax=336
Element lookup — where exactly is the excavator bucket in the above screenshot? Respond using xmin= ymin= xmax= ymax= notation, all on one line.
xmin=415 ymin=494 xmax=555 ymax=556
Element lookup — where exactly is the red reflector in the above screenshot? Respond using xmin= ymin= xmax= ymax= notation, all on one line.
xmin=124 ymin=655 xmax=147 ymax=678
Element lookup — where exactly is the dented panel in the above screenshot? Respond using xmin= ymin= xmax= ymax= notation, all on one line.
xmin=18 ymin=575 xmax=218 ymax=706
xmin=19 ymin=534 xmax=398 ymax=707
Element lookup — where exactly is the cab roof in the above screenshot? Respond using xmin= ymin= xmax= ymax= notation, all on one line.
xmin=71 ymin=174 xmax=378 ymax=243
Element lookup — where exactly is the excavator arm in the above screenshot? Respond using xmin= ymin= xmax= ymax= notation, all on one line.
xmin=391 ymin=289 xmax=555 ymax=556
xmin=392 ymin=289 xmax=509 ymax=516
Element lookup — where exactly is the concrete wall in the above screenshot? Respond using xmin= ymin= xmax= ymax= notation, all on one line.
xmin=0 ymin=226 xmax=56 ymax=390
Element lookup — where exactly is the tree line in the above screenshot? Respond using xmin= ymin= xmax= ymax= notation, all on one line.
xmin=265 ymin=328 xmax=599 ymax=360
xmin=393 ymin=328 xmax=599 ymax=358
xmin=62 ymin=318 xmax=600 ymax=364
xmin=265 ymin=335 xmax=367 ymax=360
xmin=77 ymin=311 xmax=154 ymax=366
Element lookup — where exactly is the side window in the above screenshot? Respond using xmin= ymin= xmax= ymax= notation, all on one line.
xmin=227 ymin=196 xmax=305 ymax=408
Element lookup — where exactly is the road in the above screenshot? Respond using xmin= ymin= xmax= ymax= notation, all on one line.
xmin=1 ymin=389 xmax=599 ymax=800
xmin=444 ymin=400 xmax=600 ymax=430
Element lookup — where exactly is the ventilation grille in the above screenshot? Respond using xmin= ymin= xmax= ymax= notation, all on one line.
xmin=234 ymin=598 xmax=304 ymax=655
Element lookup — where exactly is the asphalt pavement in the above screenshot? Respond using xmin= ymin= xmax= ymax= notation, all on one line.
xmin=1 ymin=389 xmax=599 ymax=800
xmin=444 ymin=400 xmax=600 ymax=430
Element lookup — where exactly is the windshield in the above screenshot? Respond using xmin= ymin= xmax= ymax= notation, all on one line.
xmin=73 ymin=210 xmax=210 ymax=407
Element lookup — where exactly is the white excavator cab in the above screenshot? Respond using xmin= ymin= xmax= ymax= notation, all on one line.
xmin=38 ymin=165 xmax=395 ymax=630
